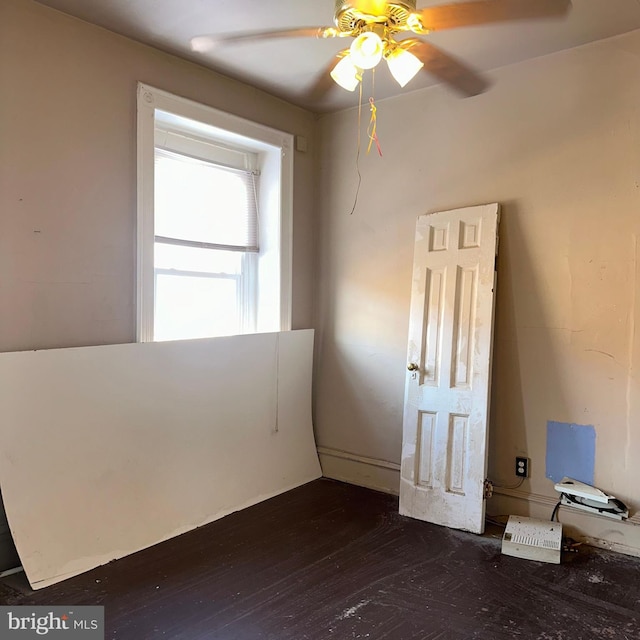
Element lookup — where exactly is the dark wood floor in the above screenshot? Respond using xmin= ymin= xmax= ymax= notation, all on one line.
xmin=1 ymin=479 xmax=639 ymax=639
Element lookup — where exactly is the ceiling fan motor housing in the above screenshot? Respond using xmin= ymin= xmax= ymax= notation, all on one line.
xmin=334 ymin=0 xmax=418 ymax=33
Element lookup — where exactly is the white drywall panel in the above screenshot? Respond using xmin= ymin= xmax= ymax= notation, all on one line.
xmin=0 ymin=330 xmax=321 ymax=589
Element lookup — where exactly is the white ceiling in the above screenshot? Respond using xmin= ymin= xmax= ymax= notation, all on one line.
xmin=33 ymin=0 xmax=640 ymax=112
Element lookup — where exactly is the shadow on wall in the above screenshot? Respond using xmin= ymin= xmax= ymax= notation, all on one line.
xmin=314 ymin=327 xmax=407 ymax=460
xmin=488 ymin=200 xmax=572 ymax=504
xmin=312 ymin=240 xmax=410 ymax=461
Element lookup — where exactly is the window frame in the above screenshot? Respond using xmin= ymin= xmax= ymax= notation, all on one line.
xmin=136 ymin=83 xmax=293 ymax=342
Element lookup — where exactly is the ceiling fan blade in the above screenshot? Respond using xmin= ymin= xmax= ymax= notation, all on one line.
xmin=301 ymin=53 xmax=347 ymax=104
xmin=418 ymin=0 xmax=572 ymax=32
xmin=405 ymin=40 xmax=489 ymax=96
xmin=191 ymin=27 xmax=331 ymax=52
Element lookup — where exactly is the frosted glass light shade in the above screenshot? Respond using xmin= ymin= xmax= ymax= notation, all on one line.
xmin=330 ymin=56 xmax=361 ymax=91
xmin=386 ymin=47 xmax=424 ymax=87
xmin=350 ymin=32 xmax=384 ymax=70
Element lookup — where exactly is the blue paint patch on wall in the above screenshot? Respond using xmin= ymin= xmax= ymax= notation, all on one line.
xmin=546 ymin=421 xmax=596 ymax=485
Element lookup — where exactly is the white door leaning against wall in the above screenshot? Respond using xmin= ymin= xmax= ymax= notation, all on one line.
xmin=400 ymin=203 xmax=500 ymax=534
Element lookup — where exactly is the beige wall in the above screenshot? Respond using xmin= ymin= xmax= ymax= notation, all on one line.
xmin=315 ymin=30 xmax=640 ymax=536
xmin=3 ymin=0 xmax=640 ymax=555
xmin=0 ymin=0 xmax=317 ymax=353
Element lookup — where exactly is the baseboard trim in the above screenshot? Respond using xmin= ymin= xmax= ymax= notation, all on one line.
xmin=317 ymin=447 xmax=400 ymax=496
xmin=317 ymin=447 xmax=640 ymax=557
xmin=0 ymin=566 xmax=23 ymax=579
xmin=493 ymin=486 xmax=558 ymax=507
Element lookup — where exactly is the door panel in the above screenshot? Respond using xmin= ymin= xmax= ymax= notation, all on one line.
xmin=400 ymin=203 xmax=499 ymax=534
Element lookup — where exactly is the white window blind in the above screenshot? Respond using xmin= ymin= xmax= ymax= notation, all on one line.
xmin=154 ymin=147 xmax=259 ymax=253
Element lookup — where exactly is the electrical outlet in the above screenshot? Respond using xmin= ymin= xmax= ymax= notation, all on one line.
xmin=515 ymin=456 xmax=529 ymax=478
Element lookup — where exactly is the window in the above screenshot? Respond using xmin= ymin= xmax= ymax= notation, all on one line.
xmin=137 ymin=84 xmax=293 ymax=342
xmin=153 ymin=139 xmax=259 ymax=340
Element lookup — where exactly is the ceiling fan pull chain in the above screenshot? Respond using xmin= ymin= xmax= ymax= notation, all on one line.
xmin=367 ymin=97 xmax=383 ymax=157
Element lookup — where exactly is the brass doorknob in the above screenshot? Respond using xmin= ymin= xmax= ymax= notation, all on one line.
xmin=407 ymin=363 xmax=419 ymax=372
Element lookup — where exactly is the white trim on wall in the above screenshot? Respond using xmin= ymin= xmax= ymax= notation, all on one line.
xmin=318 ymin=445 xmax=640 ymax=557
xmin=135 ymin=83 xmax=293 ymax=341
xmin=136 ymin=86 xmax=156 ymax=342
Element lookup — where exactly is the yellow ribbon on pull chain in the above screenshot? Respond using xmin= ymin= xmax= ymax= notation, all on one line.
xmin=367 ymin=97 xmax=382 ymax=156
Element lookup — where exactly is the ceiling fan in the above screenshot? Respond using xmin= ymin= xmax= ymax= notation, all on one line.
xmin=191 ymin=0 xmax=572 ymax=98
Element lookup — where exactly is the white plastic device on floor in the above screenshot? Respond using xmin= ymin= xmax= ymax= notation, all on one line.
xmin=501 ymin=516 xmax=563 ymax=564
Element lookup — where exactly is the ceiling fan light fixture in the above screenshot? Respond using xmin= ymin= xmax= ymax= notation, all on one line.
xmin=386 ymin=46 xmax=424 ymax=87
xmin=330 ymin=55 xmax=362 ymax=91
xmin=349 ymin=32 xmax=384 ymax=70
